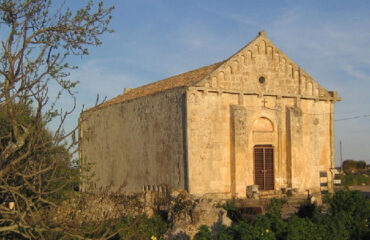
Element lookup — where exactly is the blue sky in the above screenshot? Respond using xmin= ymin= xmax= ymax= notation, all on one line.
xmin=62 ymin=0 xmax=370 ymax=164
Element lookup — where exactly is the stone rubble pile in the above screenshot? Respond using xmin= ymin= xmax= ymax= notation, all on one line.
xmin=165 ymin=190 xmax=232 ymax=239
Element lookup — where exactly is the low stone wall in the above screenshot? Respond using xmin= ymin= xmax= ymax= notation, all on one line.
xmin=51 ymin=191 xmax=151 ymax=225
xmin=165 ymin=190 xmax=232 ymax=239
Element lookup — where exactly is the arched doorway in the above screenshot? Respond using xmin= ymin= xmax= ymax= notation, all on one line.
xmin=252 ymin=117 xmax=274 ymax=190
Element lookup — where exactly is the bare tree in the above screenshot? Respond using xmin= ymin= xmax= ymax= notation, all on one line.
xmin=0 ymin=1 xmax=119 ymax=239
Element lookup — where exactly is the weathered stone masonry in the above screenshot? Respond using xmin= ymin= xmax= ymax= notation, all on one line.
xmin=80 ymin=31 xmax=341 ymax=198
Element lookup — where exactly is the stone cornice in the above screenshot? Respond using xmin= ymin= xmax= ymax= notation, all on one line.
xmin=188 ymin=86 xmax=341 ymax=102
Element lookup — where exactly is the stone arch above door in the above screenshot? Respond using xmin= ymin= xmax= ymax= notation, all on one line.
xmin=253 ymin=117 xmax=274 ymax=132
xmin=253 ymin=117 xmax=274 ymax=143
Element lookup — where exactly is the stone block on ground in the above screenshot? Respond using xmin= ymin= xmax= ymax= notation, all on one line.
xmin=165 ymin=191 xmax=232 ymax=239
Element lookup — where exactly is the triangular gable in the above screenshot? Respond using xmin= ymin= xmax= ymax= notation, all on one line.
xmin=194 ymin=31 xmax=332 ymax=99
xmin=86 ymin=31 xmax=337 ymax=113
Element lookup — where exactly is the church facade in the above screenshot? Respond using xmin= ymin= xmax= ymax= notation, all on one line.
xmin=79 ymin=31 xmax=340 ymax=198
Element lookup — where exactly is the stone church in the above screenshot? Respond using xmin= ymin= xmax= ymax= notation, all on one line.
xmin=79 ymin=31 xmax=340 ymax=198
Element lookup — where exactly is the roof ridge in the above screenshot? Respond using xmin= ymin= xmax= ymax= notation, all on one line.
xmin=190 ymin=31 xmax=264 ymax=87
xmin=85 ymin=60 xmax=225 ymax=112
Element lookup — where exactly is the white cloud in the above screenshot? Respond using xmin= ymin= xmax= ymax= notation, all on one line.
xmin=45 ymin=59 xmax=139 ymax=134
xmin=342 ymin=64 xmax=370 ymax=81
xmin=266 ymin=7 xmax=370 ymax=163
xmin=73 ymin=59 xmax=136 ymax=101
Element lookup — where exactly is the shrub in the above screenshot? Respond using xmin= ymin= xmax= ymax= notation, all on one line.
xmin=296 ymin=201 xmax=320 ymax=220
xmin=266 ymin=198 xmax=284 ymax=218
xmin=357 ymin=161 xmax=367 ymax=169
xmin=194 ymin=225 xmax=212 ymax=240
xmin=341 ymin=174 xmax=358 ymax=186
xmin=326 ymin=189 xmax=368 ymax=215
xmin=195 ymin=190 xmax=370 ymax=240
xmin=322 ymin=212 xmax=351 ymax=240
xmin=338 ymin=173 xmax=370 ymax=186
xmin=215 ymin=225 xmax=233 ymax=240
xmin=224 ymin=199 xmax=242 ymax=222
xmin=343 ymin=160 xmax=358 ymax=174
xmin=229 ymin=220 xmax=276 ymax=240
xmin=263 ymin=198 xmax=287 ymax=239
xmin=325 ymin=189 xmax=370 ymax=239
xmin=109 ymin=215 xmax=168 ymax=240
xmin=285 ymin=215 xmax=326 ymax=240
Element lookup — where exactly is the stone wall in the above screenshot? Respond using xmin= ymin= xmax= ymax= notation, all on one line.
xmin=187 ymin=89 xmax=333 ymax=197
xmin=79 ymin=31 xmax=337 ymax=198
xmin=80 ymin=87 xmax=187 ymax=192
xmin=185 ymin=32 xmax=336 ymax=198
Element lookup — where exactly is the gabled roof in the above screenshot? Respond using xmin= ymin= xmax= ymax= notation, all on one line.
xmin=88 ymin=61 xmax=225 ymax=111
xmin=86 ymin=31 xmax=339 ymax=112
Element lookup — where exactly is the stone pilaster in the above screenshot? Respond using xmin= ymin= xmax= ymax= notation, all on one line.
xmin=230 ymin=105 xmax=247 ymax=197
xmin=286 ymin=106 xmax=303 ymax=189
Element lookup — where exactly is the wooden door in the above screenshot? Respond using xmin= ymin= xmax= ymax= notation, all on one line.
xmin=254 ymin=145 xmax=274 ymax=190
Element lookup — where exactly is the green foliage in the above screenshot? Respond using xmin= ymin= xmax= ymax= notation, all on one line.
xmin=342 ymin=159 xmax=369 ymax=174
xmin=229 ymin=220 xmax=277 ymax=240
xmin=325 ymin=189 xmax=370 ymax=239
xmin=60 ymin=190 xmax=366 ymax=240
xmin=343 ymin=160 xmax=358 ymax=174
xmin=0 ymin=103 xmax=78 ymax=202
xmin=117 ymin=215 xmax=168 ymax=240
xmin=224 ymin=198 xmax=242 ymax=222
xmin=0 ymin=102 xmax=33 ymax=129
xmin=223 ymin=198 xmax=237 ymax=212
xmin=0 ymin=0 xmax=114 ymax=238
xmin=215 ymin=225 xmax=233 ymax=240
xmin=194 ymin=225 xmax=212 ymax=240
xmin=261 ymin=198 xmax=287 ymax=239
xmin=0 ymin=103 xmax=34 ymax=151
xmin=338 ymin=159 xmax=370 ymax=186
xmin=338 ymin=174 xmax=370 ymax=186
xmin=296 ymin=201 xmax=320 ymax=220
xmin=326 ymin=189 xmax=369 ymax=216
xmin=321 ymin=212 xmax=352 ymax=240
xmin=285 ymin=215 xmax=325 ymax=240
xmin=215 ymin=198 xmax=286 ymax=240
xmin=77 ymin=214 xmax=168 ymax=240
xmin=194 ymin=225 xmax=235 ymax=240
xmin=196 ymin=190 xmax=370 ymax=240
xmin=357 ymin=161 xmax=367 ymax=169
xmin=266 ymin=198 xmax=285 ymax=218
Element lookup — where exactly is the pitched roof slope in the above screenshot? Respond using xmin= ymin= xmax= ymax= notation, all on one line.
xmin=88 ymin=61 xmax=225 ymax=111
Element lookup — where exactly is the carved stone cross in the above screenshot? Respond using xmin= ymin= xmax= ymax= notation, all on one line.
xmin=262 ymin=98 xmax=268 ymax=107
